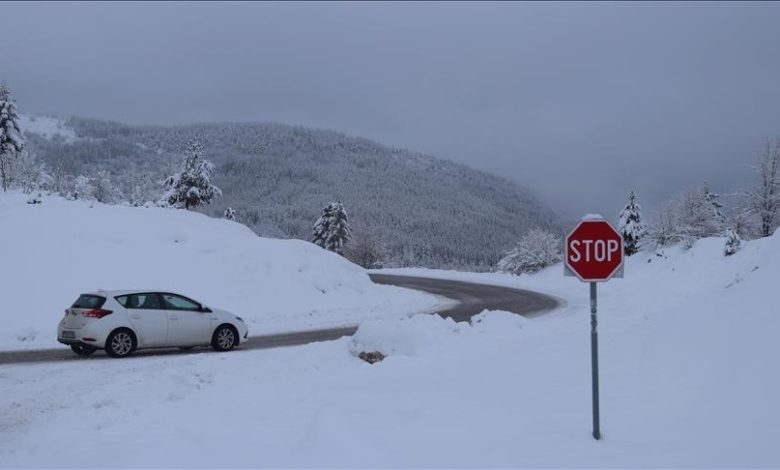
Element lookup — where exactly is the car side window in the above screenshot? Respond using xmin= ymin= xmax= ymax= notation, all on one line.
xmin=160 ymin=294 xmax=201 ymax=311
xmin=118 ymin=293 xmax=163 ymax=310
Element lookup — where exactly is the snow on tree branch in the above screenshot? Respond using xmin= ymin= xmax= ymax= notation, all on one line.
xmin=312 ymin=202 xmax=352 ymax=255
xmin=161 ymin=140 xmax=222 ymax=209
xmin=498 ymin=228 xmax=562 ymax=275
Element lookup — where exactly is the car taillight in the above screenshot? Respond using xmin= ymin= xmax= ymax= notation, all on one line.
xmin=82 ymin=309 xmax=112 ymax=318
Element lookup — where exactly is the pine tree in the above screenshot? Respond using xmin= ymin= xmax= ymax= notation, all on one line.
xmin=676 ymin=184 xmax=725 ymax=242
xmin=723 ymin=228 xmax=742 ymax=256
xmin=224 ymin=207 xmax=236 ymax=221
xmin=312 ymin=202 xmax=352 ymax=254
xmin=162 ymin=140 xmax=222 ymax=209
xmin=618 ymin=190 xmax=645 ymax=256
xmin=703 ymin=181 xmax=726 ymax=225
xmin=0 ymin=84 xmax=25 ymax=191
xmin=497 ymin=228 xmax=561 ymax=275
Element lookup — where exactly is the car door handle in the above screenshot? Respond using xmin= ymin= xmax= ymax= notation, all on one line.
xmin=131 ymin=314 xmax=141 ymax=319
xmin=170 ymin=315 xmax=178 ymax=320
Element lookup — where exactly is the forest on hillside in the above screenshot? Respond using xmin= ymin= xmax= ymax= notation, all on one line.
xmin=24 ymin=117 xmax=562 ymax=269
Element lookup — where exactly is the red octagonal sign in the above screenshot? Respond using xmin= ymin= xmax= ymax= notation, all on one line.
xmin=566 ymin=218 xmax=624 ymax=282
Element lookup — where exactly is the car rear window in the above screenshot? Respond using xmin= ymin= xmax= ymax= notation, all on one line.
xmin=71 ymin=294 xmax=106 ymax=309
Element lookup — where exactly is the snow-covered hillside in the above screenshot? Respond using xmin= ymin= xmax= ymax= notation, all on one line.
xmin=2 ymin=223 xmax=777 ymax=466
xmin=0 ymin=192 xmax=442 ymax=349
xmin=18 ymin=114 xmax=76 ymax=143
xmin=27 ymin=116 xmax=562 ymax=269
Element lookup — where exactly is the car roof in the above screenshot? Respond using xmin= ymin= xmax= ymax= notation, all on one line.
xmin=83 ymin=289 xmax=180 ymax=297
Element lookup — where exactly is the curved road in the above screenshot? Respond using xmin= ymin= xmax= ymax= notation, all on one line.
xmin=0 ymin=274 xmax=558 ymax=366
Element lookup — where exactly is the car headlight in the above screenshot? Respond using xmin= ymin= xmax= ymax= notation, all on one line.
xmin=236 ymin=316 xmax=245 ymax=323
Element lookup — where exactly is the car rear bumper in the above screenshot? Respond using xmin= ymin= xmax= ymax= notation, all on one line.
xmin=57 ymin=328 xmax=104 ymax=348
xmin=58 ymin=338 xmax=95 ymax=348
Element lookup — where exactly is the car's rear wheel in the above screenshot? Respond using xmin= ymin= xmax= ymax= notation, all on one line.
xmin=211 ymin=325 xmax=238 ymax=352
xmin=70 ymin=344 xmax=96 ymax=357
xmin=105 ymin=329 xmax=136 ymax=358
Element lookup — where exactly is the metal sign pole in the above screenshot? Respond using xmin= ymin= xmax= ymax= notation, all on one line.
xmin=590 ymin=281 xmax=601 ymax=440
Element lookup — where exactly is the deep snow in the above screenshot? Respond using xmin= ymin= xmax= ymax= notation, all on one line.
xmin=0 ymin=192 xmax=444 ymax=349
xmin=1 ymin=193 xmax=778 ymax=467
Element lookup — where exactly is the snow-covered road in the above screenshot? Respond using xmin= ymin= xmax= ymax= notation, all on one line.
xmin=0 ymin=274 xmax=559 ymax=365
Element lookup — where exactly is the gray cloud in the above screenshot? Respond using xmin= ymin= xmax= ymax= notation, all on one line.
xmin=3 ymin=1 xmax=780 ymax=220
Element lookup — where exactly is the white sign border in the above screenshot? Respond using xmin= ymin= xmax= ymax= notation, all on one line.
xmin=564 ymin=218 xmax=625 ymax=283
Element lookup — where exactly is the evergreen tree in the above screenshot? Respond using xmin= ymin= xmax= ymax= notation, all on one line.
xmin=0 ymin=84 xmax=25 ymax=191
xmin=703 ymin=181 xmax=726 ymax=225
xmin=162 ymin=140 xmax=222 ymax=209
xmin=676 ymin=184 xmax=725 ymax=242
xmin=723 ymin=228 xmax=742 ymax=256
xmin=497 ymin=228 xmax=561 ymax=275
xmin=618 ymin=190 xmax=645 ymax=256
xmin=312 ymin=202 xmax=352 ymax=254
xmin=224 ymin=207 xmax=236 ymax=221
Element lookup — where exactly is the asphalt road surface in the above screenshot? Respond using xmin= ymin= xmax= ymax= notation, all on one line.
xmin=0 ymin=274 xmax=559 ymax=366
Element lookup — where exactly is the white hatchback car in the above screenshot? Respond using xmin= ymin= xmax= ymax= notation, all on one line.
xmin=58 ymin=290 xmax=249 ymax=358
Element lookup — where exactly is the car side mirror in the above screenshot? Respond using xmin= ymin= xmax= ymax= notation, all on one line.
xmin=200 ymin=305 xmax=212 ymax=313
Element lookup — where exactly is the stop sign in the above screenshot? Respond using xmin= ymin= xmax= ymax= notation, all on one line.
xmin=565 ymin=218 xmax=624 ymax=282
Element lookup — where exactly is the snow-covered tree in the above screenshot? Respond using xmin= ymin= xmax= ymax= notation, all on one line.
xmin=723 ymin=228 xmax=742 ymax=257
xmin=727 ymin=210 xmax=756 ymax=240
xmin=645 ymin=202 xmax=685 ymax=251
xmin=703 ymin=181 xmax=726 ymax=225
xmin=72 ymin=175 xmax=94 ymax=200
xmin=224 ymin=207 xmax=236 ymax=221
xmin=14 ymin=150 xmax=52 ymax=194
xmin=676 ymin=184 xmax=725 ymax=242
xmin=129 ymin=174 xmax=154 ymax=207
xmin=0 ymin=84 xmax=25 ymax=191
xmin=744 ymin=140 xmax=780 ymax=237
xmin=498 ymin=228 xmax=562 ymax=275
xmin=618 ymin=190 xmax=645 ymax=256
xmin=312 ymin=201 xmax=352 ymax=254
xmin=345 ymin=230 xmax=387 ymax=269
xmin=92 ymin=170 xmax=123 ymax=204
xmin=161 ymin=140 xmax=221 ymax=209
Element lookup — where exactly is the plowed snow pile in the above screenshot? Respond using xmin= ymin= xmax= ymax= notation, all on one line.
xmin=0 ymin=192 xmax=440 ymax=348
xmin=1 ymin=192 xmax=778 ymax=466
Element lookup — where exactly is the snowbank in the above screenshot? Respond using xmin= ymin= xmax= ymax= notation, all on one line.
xmin=0 ymin=192 xmax=441 ymax=348
xmin=1 ymin=220 xmax=778 ymax=467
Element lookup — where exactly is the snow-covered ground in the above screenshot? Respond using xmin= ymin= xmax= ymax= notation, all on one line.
xmin=0 ymin=192 xmax=444 ymax=349
xmin=18 ymin=114 xmax=76 ymax=143
xmin=1 ymin=201 xmax=778 ymax=467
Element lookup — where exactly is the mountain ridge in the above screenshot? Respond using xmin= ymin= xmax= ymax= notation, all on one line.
xmin=25 ymin=115 xmax=563 ymax=269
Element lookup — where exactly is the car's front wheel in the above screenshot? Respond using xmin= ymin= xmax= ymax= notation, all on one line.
xmin=211 ymin=325 xmax=238 ymax=352
xmin=105 ymin=329 xmax=136 ymax=358
xmin=70 ymin=344 xmax=96 ymax=357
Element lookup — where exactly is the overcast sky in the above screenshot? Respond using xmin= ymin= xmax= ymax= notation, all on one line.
xmin=3 ymin=1 xmax=780 ymax=219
